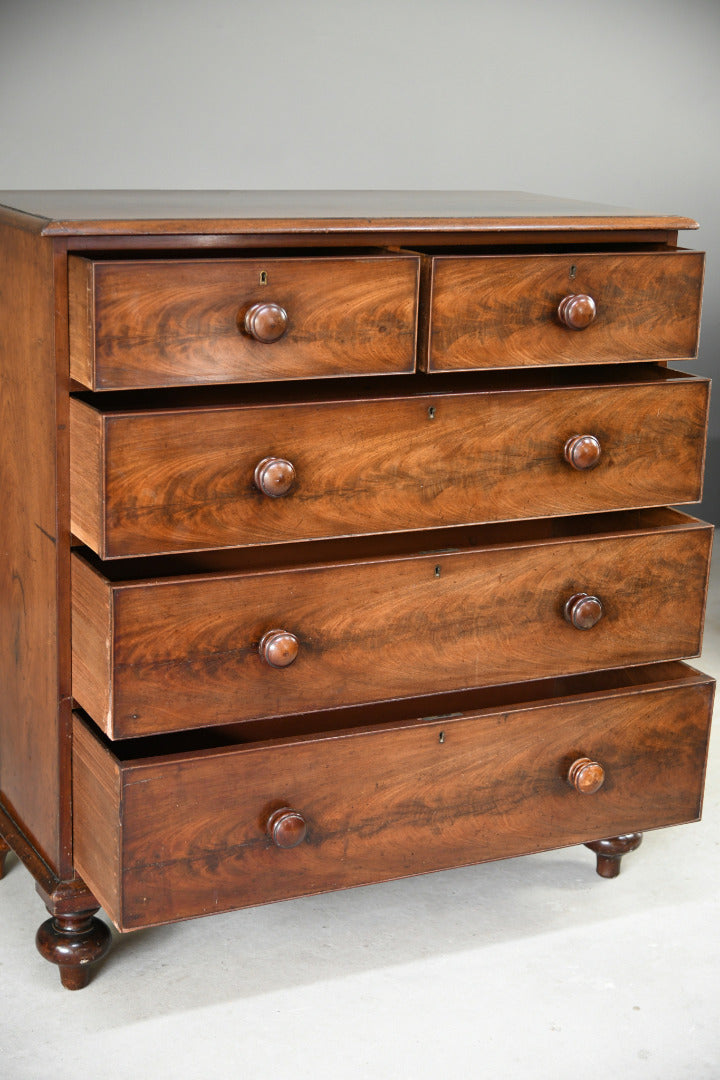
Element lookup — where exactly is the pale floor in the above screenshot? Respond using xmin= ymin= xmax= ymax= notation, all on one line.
xmin=2 ymin=566 xmax=719 ymax=1080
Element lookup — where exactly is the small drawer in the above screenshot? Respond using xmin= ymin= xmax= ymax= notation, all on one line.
xmin=424 ymin=250 xmax=704 ymax=371
xmin=71 ymin=509 xmax=713 ymax=738
xmin=69 ymin=254 xmax=420 ymax=390
xmin=71 ymin=662 xmax=715 ymax=930
xmin=70 ymin=368 xmax=710 ymax=558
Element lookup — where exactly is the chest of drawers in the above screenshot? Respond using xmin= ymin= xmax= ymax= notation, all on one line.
xmin=0 ymin=191 xmax=714 ymax=989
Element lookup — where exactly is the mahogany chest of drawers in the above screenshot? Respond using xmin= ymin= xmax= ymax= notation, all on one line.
xmin=0 ymin=191 xmax=714 ymax=989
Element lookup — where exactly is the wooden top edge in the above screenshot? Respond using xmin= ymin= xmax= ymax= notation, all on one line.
xmin=0 ymin=190 xmax=698 ymax=236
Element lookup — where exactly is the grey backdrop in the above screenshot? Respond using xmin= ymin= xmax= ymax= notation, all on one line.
xmin=2 ymin=0 xmax=718 ymax=520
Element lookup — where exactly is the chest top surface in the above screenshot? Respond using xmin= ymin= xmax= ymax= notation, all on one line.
xmin=0 ymin=189 xmax=698 ymax=236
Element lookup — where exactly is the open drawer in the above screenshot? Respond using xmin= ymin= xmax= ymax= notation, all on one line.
xmin=72 ymin=661 xmax=715 ymax=930
xmin=70 ymin=366 xmax=710 ymax=559
xmin=71 ymin=509 xmax=713 ymax=738
xmin=423 ymin=249 xmax=704 ymax=371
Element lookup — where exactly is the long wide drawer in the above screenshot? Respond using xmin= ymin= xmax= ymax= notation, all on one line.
xmin=70 ymin=367 xmax=710 ymax=559
xmin=71 ymin=509 xmax=713 ymax=738
xmin=69 ymin=254 xmax=420 ymax=390
xmin=424 ymin=250 xmax=704 ymax=371
xmin=71 ymin=662 xmax=715 ymax=930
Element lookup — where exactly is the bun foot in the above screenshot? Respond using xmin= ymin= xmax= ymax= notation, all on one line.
xmin=36 ymin=911 xmax=112 ymax=990
xmin=0 ymin=835 xmax=9 ymax=879
xmin=585 ymin=833 xmax=643 ymax=878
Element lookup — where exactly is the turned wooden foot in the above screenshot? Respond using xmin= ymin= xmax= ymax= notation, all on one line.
xmin=0 ymin=834 xmax=10 ymax=879
xmin=36 ymin=911 xmax=112 ymax=990
xmin=585 ymin=833 xmax=643 ymax=878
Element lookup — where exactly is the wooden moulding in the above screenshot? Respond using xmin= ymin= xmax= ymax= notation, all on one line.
xmin=423 ymin=250 xmax=705 ymax=371
xmin=70 ymin=508 xmax=714 ymax=739
xmin=71 ymin=662 xmax=715 ymax=931
xmin=69 ymin=369 xmax=710 ymax=559
xmin=68 ymin=254 xmax=421 ymax=390
xmin=0 ymin=187 xmax=700 ymax=236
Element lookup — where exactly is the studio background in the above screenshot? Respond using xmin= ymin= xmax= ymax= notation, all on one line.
xmin=1 ymin=0 xmax=718 ymax=526
xmin=1 ymin=3 xmax=719 ymax=1079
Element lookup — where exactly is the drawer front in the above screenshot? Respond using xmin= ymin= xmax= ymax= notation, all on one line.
xmin=71 ymin=374 xmax=709 ymax=559
xmin=71 ymin=666 xmax=715 ymax=929
xmin=71 ymin=513 xmax=712 ymax=737
xmin=69 ymin=255 xmax=420 ymax=390
xmin=425 ymin=251 xmax=704 ymax=371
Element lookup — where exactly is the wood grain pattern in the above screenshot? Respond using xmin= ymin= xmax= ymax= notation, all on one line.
xmin=69 ymin=396 xmax=104 ymax=555
xmin=0 ymin=189 xmax=699 ymax=237
xmin=71 ymin=511 xmax=713 ymax=738
xmin=70 ymin=719 xmax=122 ymax=921
xmin=69 ymin=255 xmax=420 ymax=390
xmin=425 ymin=250 xmax=704 ymax=370
xmin=71 ymin=554 xmax=113 ymax=731
xmin=70 ymin=373 xmax=710 ymax=558
xmin=71 ymin=666 xmax=714 ymax=929
xmin=0 ymin=221 xmax=63 ymax=869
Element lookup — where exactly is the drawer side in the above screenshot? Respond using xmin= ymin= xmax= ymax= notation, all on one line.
xmin=73 ymin=717 xmax=123 ymax=921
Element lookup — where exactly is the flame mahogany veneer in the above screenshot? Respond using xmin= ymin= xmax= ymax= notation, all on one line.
xmin=0 ymin=190 xmax=714 ymax=989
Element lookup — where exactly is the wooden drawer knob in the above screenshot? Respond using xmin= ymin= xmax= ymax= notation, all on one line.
xmin=568 ymin=757 xmax=605 ymax=794
xmin=242 ymin=302 xmax=288 ymax=343
xmin=266 ymin=807 xmax=307 ymax=848
xmin=254 ymin=456 xmax=296 ymax=497
xmin=564 ymin=592 xmax=604 ymax=630
xmin=259 ymin=629 xmax=299 ymax=668
xmin=558 ymin=293 xmax=597 ymax=329
xmin=564 ymin=434 xmax=602 ymax=471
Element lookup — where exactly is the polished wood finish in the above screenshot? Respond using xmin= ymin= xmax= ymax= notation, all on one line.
xmin=254 ymin=457 xmax=296 ymax=498
xmin=558 ymin=294 xmax=597 ymax=329
xmin=0 ymin=189 xmax=699 ymax=237
xmin=568 ymin=757 xmax=605 ymax=794
xmin=425 ymin=251 xmax=704 ymax=371
xmin=266 ymin=807 xmax=308 ymax=849
xmin=0 ymin=190 xmax=713 ymax=987
xmin=242 ymin=301 xmax=289 ymax=343
xmin=71 ymin=511 xmax=711 ymax=738
xmin=69 ymin=370 xmax=709 ymax=558
xmin=585 ymin=832 xmax=643 ymax=877
xmin=564 ymin=434 xmax=602 ymax=471
xmin=564 ymin=592 xmax=605 ymax=630
xmin=72 ymin=667 xmax=713 ymax=929
xmin=69 ymin=255 xmax=420 ymax=389
xmin=36 ymin=910 xmax=111 ymax=990
xmin=0 ymin=221 xmax=66 ymax=871
xmin=259 ymin=630 xmax=300 ymax=669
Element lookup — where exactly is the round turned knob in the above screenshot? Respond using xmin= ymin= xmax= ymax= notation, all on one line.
xmin=241 ymin=302 xmax=288 ymax=343
xmin=266 ymin=807 xmax=307 ymax=848
xmin=564 ymin=592 xmax=604 ymax=630
xmin=568 ymin=757 xmax=605 ymax=795
xmin=564 ymin=434 xmax=602 ymax=471
xmin=558 ymin=293 xmax=597 ymax=329
xmin=259 ymin=629 xmax=299 ymax=668
xmin=254 ymin=456 xmax=296 ymax=497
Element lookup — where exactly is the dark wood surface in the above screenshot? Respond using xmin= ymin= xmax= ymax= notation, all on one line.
xmin=70 ymin=372 xmax=709 ymax=558
xmin=425 ymin=251 xmax=704 ymax=370
xmin=585 ymin=833 xmax=643 ymax=878
xmin=72 ymin=667 xmax=714 ymax=929
xmin=0 ymin=192 xmax=713 ymax=986
xmin=0 ymin=190 xmax=699 ymax=236
xmin=0 ymin=221 xmax=66 ymax=872
xmin=71 ymin=511 xmax=712 ymax=737
xmin=69 ymin=255 xmax=420 ymax=389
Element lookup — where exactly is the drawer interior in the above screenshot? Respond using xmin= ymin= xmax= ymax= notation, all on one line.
xmin=84 ymin=659 xmax=713 ymax=759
